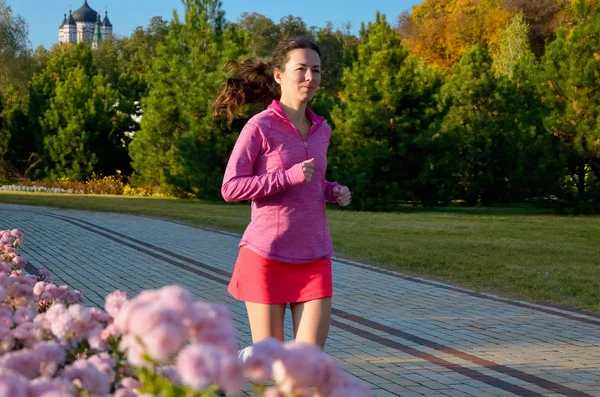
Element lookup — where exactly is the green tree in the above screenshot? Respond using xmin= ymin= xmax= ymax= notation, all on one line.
xmin=236 ymin=12 xmax=279 ymax=57
xmin=436 ymin=45 xmax=520 ymax=205
xmin=278 ymin=15 xmax=311 ymax=41
xmin=314 ymin=22 xmax=359 ymax=96
xmin=27 ymin=43 xmax=127 ymax=180
xmin=540 ymin=0 xmax=600 ymax=207
xmin=129 ymin=0 xmax=248 ymax=198
xmin=330 ymin=13 xmax=443 ymax=209
xmin=1 ymin=87 xmax=32 ymax=175
xmin=0 ymin=0 xmax=34 ymax=94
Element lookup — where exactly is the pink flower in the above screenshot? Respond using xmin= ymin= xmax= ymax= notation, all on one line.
xmin=157 ymin=285 xmax=194 ymax=315
xmin=33 ymin=313 xmax=50 ymax=330
xmin=0 ymin=286 xmax=8 ymax=302
xmin=243 ymin=348 xmax=272 ymax=384
xmin=114 ymin=389 xmax=136 ymax=397
xmin=28 ymin=377 xmax=75 ymax=397
xmin=176 ymin=344 xmax=221 ymax=390
xmin=263 ymin=387 xmax=285 ymax=397
xmin=65 ymin=290 xmax=83 ymax=304
xmin=119 ymin=335 xmax=146 ymax=367
xmin=251 ymin=337 xmax=285 ymax=361
xmin=105 ymin=290 xmax=129 ymax=318
xmin=315 ymin=355 xmax=352 ymax=396
xmin=13 ymin=307 xmax=35 ymax=325
xmin=9 ymin=283 xmax=35 ymax=304
xmin=142 ymin=323 xmax=187 ymax=360
xmin=44 ymin=303 xmax=66 ymax=322
xmin=10 ymin=229 xmax=23 ymax=239
xmin=119 ymin=376 xmax=141 ymax=390
xmin=130 ymin=305 xmax=179 ymax=335
xmin=188 ymin=302 xmax=238 ymax=353
xmin=0 ymin=350 xmax=38 ymax=379
xmin=0 ymin=341 xmax=65 ymax=379
xmin=38 ymin=267 xmax=53 ymax=282
xmin=11 ymin=255 xmax=26 ymax=269
xmin=0 ymin=327 xmax=15 ymax=353
xmin=0 ymin=369 xmax=28 ymax=397
xmin=34 ymin=342 xmax=67 ymax=375
xmin=47 ymin=305 xmax=75 ymax=340
xmin=90 ymin=308 xmax=111 ymax=323
xmin=100 ymin=323 xmax=119 ymax=340
xmin=38 ymin=392 xmax=75 ymax=397
xmin=12 ymin=322 xmax=35 ymax=341
xmin=64 ymin=359 xmax=111 ymax=395
xmin=67 ymin=304 xmax=91 ymax=323
xmin=0 ymin=313 xmax=14 ymax=329
xmin=33 ymin=282 xmax=46 ymax=296
xmin=113 ymin=290 xmax=160 ymax=333
xmin=217 ymin=353 xmax=244 ymax=394
xmin=88 ymin=326 xmax=108 ymax=350
xmin=87 ymin=353 xmax=116 ymax=383
xmin=276 ymin=341 xmax=325 ymax=386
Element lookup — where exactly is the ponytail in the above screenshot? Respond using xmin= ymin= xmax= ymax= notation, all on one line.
xmin=213 ymin=58 xmax=279 ymax=127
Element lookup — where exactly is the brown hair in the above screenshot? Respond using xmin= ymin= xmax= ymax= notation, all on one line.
xmin=213 ymin=36 xmax=321 ymax=127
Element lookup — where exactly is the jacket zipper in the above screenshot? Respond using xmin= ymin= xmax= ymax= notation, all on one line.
xmin=289 ymin=122 xmax=311 ymax=160
xmin=277 ymin=111 xmax=317 ymax=160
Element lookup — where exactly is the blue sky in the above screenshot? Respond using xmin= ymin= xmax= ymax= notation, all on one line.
xmin=8 ymin=0 xmax=422 ymax=50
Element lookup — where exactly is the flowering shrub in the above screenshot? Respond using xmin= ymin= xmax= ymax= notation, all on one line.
xmin=0 ymin=176 xmax=172 ymax=198
xmin=0 ymin=230 xmax=372 ymax=397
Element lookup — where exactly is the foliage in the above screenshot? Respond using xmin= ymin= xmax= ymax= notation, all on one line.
xmin=539 ymin=0 xmax=600 ymax=209
xmin=0 ymin=0 xmax=35 ymax=94
xmin=399 ymin=0 xmax=512 ymax=68
xmin=129 ymin=0 xmax=248 ymax=199
xmin=331 ymin=13 xmax=444 ymax=209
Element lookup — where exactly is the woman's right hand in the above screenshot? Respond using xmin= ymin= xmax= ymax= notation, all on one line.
xmin=301 ymin=158 xmax=315 ymax=182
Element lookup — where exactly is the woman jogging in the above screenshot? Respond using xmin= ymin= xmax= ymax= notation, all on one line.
xmin=213 ymin=36 xmax=351 ymax=353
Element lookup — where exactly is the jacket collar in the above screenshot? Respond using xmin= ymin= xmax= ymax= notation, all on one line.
xmin=268 ymin=100 xmax=325 ymax=126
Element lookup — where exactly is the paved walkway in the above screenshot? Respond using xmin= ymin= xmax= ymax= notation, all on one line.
xmin=1 ymin=203 xmax=599 ymax=397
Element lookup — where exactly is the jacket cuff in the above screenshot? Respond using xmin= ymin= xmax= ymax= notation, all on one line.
xmin=286 ymin=163 xmax=306 ymax=186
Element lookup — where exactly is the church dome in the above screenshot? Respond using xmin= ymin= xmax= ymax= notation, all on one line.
xmin=71 ymin=0 xmax=99 ymax=23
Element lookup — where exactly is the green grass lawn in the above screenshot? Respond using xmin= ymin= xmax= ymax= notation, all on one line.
xmin=1 ymin=191 xmax=599 ymax=313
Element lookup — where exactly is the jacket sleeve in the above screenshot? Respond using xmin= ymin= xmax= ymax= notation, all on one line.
xmin=324 ymin=180 xmax=342 ymax=203
xmin=221 ymin=122 xmax=306 ymax=202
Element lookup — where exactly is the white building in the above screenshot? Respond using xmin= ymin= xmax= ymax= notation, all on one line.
xmin=58 ymin=0 xmax=112 ymax=47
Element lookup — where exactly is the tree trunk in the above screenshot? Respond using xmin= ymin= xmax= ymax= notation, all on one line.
xmin=578 ymin=160 xmax=586 ymax=202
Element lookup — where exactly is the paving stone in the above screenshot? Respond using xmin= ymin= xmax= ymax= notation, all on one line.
xmin=2 ymin=203 xmax=600 ymax=397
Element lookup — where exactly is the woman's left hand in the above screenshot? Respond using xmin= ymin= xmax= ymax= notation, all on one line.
xmin=333 ymin=186 xmax=352 ymax=207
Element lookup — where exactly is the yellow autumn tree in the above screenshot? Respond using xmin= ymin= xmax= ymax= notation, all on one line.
xmin=401 ymin=0 xmax=511 ymax=68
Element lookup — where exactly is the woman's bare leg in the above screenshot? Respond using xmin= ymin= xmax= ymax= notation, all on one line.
xmin=290 ymin=297 xmax=332 ymax=349
xmin=245 ymin=302 xmax=287 ymax=343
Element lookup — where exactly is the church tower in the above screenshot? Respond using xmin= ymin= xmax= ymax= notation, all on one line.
xmin=101 ymin=10 xmax=113 ymax=39
xmin=58 ymin=1 xmax=113 ymax=46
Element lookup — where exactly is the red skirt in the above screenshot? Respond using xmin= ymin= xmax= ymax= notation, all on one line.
xmin=228 ymin=246 xmax=333 ymax=304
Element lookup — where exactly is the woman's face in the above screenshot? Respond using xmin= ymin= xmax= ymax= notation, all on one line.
xmin=274 ymin=48 xmax=321 ymax=104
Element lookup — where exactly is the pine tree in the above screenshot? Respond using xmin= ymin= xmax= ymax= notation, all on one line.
xmin=541 ymin=0 xmax=600 ymax=206
xmin=436 ymin=45 xmax=512 ymax=205
xmin=2 ymin=87 xmax=32 ymax=176
xmin=129 ymin=0 xmax=248 ymax=198
xmin=27 ymin=43 xmax=127 ymax=180
xmin=330 ymin=13 xmax=443 ymax=209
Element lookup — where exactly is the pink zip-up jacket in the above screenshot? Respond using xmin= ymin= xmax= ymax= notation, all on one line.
xmin=222 ymin=100 xmax=341 ymax=263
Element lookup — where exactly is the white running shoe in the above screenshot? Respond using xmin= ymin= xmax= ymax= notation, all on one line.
xmin=237 ymin=346 xmax=253 ymax=363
